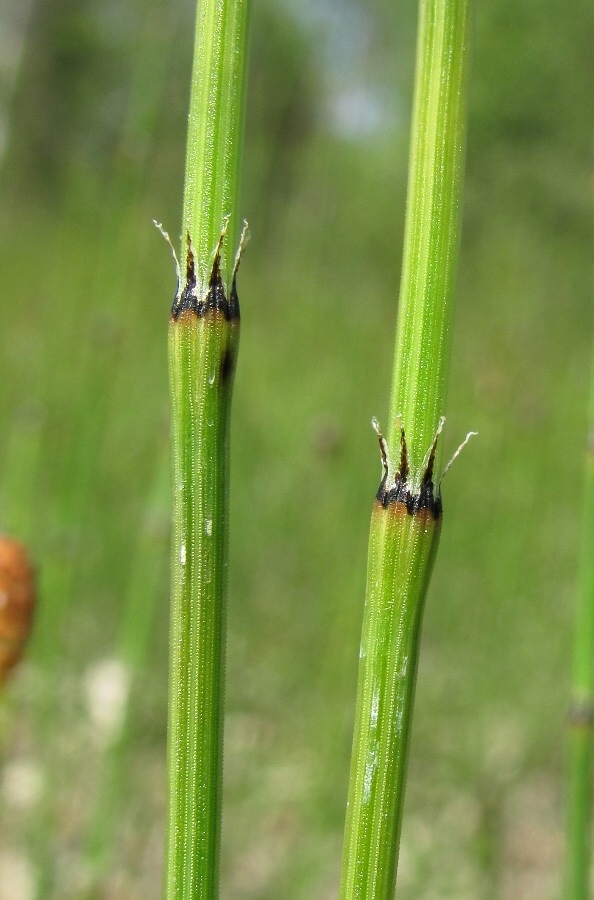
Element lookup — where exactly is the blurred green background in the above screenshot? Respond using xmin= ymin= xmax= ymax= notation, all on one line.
xmin=0 ymin=0 xmax=592 ymax=896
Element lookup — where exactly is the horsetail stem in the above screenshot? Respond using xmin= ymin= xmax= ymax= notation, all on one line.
xmin=165 ymin=1 xmax=250 ymax=897
xmin=340 ymin=1 xmax=473 ymax=896
xmin=388 ymin=0 xmax=472 ymax=472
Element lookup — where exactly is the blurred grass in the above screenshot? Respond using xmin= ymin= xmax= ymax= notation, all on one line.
xmin=0 ymin=0 xmax=592 ymax=897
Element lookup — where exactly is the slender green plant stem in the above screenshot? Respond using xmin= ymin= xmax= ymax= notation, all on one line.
xmin=389 ymin=0 xmax=471 ymax=469
xmin=166 ymin=2 xmax=250 ymax=898
xmin=182 ymin=0 xmax=250 ymax=283
xmin=83 ymin=453 xmax=169 ymax=892
xmin=566 ymin=359 xmax=594 ymax=899
xmin=340 ymin=1 xmax=472 ymax=897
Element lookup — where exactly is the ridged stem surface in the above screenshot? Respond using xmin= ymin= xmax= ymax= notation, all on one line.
xmin=166 ymin=1 xmax=250 ymax=897
xmin=340 ymin=1 xmax=472 ymax=897
xmin=182 ymin=0 xmax=250 ymax=282
xmin=389 ymin=0 xmax=471 ymax=477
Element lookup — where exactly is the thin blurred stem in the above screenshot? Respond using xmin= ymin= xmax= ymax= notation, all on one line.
xmin=82 ymin=453 xmax=169 ymax=892
xmin=32 ymin=0 xmax=179 ymax=667
xmin=165 ymin=2 xmax=250 ymax=898
xmin=0 ymin=0 xmax=36 ymax=172
xmin=566 ymin=357 xmax=594 ymax=899
xmin=340 ymin=1 xmax=472 ymax=897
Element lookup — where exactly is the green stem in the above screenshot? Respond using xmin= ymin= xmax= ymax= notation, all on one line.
xmin=182 ymin=1 xmax=250 ymax=284
xmin=389 ymin=0 xmax=471 ymax=474
xmin=566 ymin=360 xmax=594 ymax=899
xmin=340 ymin=1 xmax=472 ymax=897
xmin=166 ymin=2 xmax=250 ymax=898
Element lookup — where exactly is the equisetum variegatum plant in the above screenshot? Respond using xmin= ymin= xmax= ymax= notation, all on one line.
xmin=339 ymin=0 xmax=474 ymax=896
xmin=162 ymin=0 xmax=251 ymax=897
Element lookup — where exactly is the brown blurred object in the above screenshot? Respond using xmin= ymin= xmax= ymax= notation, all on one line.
xmin=0 ymin=535 xmax=36 ymax=682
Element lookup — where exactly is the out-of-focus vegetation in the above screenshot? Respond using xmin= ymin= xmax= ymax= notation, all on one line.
xmin=0 ymin=0 xmax=592 ymax=896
